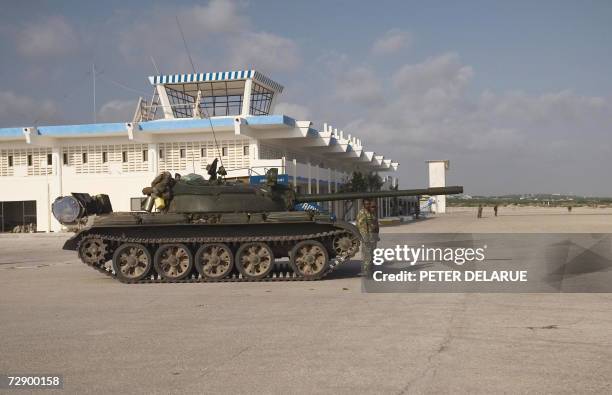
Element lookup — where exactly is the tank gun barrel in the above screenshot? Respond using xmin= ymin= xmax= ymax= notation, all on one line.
xmin=294 ymin=186 xmax=463 ymax=203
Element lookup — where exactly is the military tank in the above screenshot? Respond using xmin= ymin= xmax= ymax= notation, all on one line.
xmin=52 ymin=164 xmax=462 ymax=283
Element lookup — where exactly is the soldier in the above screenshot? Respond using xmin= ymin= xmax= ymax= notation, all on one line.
xmin=477 ymin=204 xmax=483 ymax=218
xmin=494 ymin=205 xmax=498 ymax=217
xmin=357 ymin=198 xmax=380 ymax=276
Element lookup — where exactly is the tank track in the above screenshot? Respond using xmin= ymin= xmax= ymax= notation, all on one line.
xmin=77 ymin=229 xmax=359 ymax=284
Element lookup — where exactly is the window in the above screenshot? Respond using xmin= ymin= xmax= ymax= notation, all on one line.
xmin=8 ymin=156 xmax=13 ymax=167
xmin=180 ymin=149 xmax=186 ymax=158
xmin=63 ymin=153 xmax=68 ymax=165
xmin=47 ymin=154 xmax=52 ymax=166
xmin=163 ymin=81 xmax=246 ymax=118
xmin=200 ymin=147 xmax=206 ymax=157
xmin=165 ymin=86 xmax=195 ymax=118
xmin=130 ymin=197 xmax=146 ymax=211
xmin=102 ymin=152 xmax=108 ymax=163
xmin=122 ymin=151 xmax=128 ymax=163
xmin=222 ymin=147 xmax=228 ymax=156
xmin=82 ymin=153 xmax=88 ymax=164
xmin=142 ymin=150 xmax=148 ymax=162
xmin=249 ymin=83 xmax=274 ymax=115
xmin=159 ymin=149 xmax=164 ymax=159
xmin=243 ymin=145 xmax=249 ymax=156
xmin=27 ymin=155 xmax=32 ymax=166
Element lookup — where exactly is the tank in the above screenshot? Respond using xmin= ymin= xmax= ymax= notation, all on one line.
xmin=53 ymin=167 xmax=463 ymax=283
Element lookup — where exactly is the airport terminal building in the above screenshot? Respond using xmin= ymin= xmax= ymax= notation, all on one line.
xmin=0 ymin=70 xmax=403 ymax=232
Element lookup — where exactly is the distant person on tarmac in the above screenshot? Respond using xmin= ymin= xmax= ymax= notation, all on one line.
xmin=494 ymin=205 xmax=498 ymax=216
xmin=568 ymin=206 xmax=572 ymax=213
xmin=477 ymin=204 xmax=483 ymax=218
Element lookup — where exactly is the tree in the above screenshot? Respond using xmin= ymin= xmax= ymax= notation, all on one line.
xmin=340 ymin=171 xmax=383 ymax=193
xmin=338 ymin=171 xmax=383 ymax=218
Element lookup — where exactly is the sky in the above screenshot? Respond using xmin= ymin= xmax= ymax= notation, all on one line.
xmin=1 ymin=0 xmax=611 ymax=196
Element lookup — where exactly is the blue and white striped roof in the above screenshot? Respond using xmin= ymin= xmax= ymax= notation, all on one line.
xmin=148 ymin=70 xmax=284 ymax=92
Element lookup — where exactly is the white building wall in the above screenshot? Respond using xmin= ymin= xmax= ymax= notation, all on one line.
xmin=427 ymin=160 xmax=449 ymax=214
xmin=0 ymin=127 xmax=394 ymax=232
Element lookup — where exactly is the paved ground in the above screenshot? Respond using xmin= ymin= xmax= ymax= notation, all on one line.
xmin=403 ymin=206 xmax=612 ymax=233
xmin=1 ymin=208 xmax=611 ymax=394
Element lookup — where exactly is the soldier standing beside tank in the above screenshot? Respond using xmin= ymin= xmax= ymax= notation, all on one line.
xmin=357 ymin=198 xmax=380 ymax=276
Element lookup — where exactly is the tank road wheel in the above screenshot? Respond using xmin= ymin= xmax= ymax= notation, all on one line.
xmin=333 ymin=233 xmax=359 ymax=256
xmin=78 ymin=237 xmax=108 ymax=265
xmin=112 ymin=243 xmax=152 ymax=282
xmin=154 ymin=244 xmax=194 ymax=281
xmin=236 ymin=242 xmax=274 ymax=280
xmin=195 ymin=243 xmax=234 ymax=280
xmin=290 ymin=240 xmax=330 ymax=279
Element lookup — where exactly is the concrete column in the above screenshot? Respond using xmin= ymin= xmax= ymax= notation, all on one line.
xmin=241 ymin=79 xmax=253 ymax=116
xmin=149 ymin=143 xmax=158 ymax=174
xmin=49 ymin=146 xmax=63 ymax=232
xmin=326 ymin=167 xmax=332 ymax=212
xmin=156 ymin=85 xmax=174 ymax=119
xmin=292 ymin=158 xmax=297 ymax=191
xmin=307 ymin=161 xmax=312 ymax=194
xmin=427 ymin=160 xmax=449 ymax=214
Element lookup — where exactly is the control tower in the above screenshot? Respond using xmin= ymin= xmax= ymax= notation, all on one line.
xmin=136 ymin=70 xmax=284 ymax=121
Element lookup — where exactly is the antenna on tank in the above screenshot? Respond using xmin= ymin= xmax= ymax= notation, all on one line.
xmin=175 ymin=15 xmax=225 ymax=172
xmin=92 ymin=63 xmax=96 ymax=123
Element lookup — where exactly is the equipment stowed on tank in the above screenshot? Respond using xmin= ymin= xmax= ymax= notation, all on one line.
xmin=52 ymin=160 xmax=463 ymax=283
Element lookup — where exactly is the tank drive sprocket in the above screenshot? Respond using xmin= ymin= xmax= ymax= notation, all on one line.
xmin=78 ymin=236 xmax=109 ymax=266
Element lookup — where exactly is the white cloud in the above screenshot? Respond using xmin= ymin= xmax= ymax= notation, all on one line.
xmin=371 ymin=29 xmax=411 ymax=55
xmin=98 ymin=99 xmax=137 ymax=122
xmin=115 ymin=1 xmax=300 ymax=73
xmin=116 ymin=0 xmax=248 ymax=70
xmin=334 ymin=67 xmax=383 ymax=105
xmin=361 ymin=53 xmax=610 ymax=152
xmin=392 ymin=52 xmax=473 ymax=97
xmin=273 ymin=102 xmax=311 ymax=119
xmin=183 ymin=1 xmax=248 ymax=34
xmin=228 ymin=31 xmax=301 ymax=72
xmin=0 ymin=91 xmax=59 ymax=126
xmin=326 ymin=52 xmax=612 ymax=194
xmin=16 ymin=16 xmax=79 ymax=57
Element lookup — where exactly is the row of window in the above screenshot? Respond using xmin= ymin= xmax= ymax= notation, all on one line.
xmin=6 ymin=154 xmax=53 ymax=167
xmin=29 ymin=146 xmax=251 ymax=165
xmin=1 ymin=141 xmax=252 ymax=176
xmin=0 ymin=148 xmax=53 ymax=176
xmin=3 ymin=148 xmax=251 ymax=166
xmin=4 ymin=151 xmax=156 ymax=167
xmin=165 ymin=146 xmax=248 ymax=159
xmin=63 ymin=150 xmax=150 ymax=165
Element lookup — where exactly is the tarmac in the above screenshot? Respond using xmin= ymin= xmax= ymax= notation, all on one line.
xmin=1 ymin=207 xmax=611 ymax=394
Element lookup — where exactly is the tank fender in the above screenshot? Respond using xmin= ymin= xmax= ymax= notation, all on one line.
xmin=63 ymin=231 xmax=86 ymax=251
xmin=318 ymin=219 xmax=363 ymax=242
